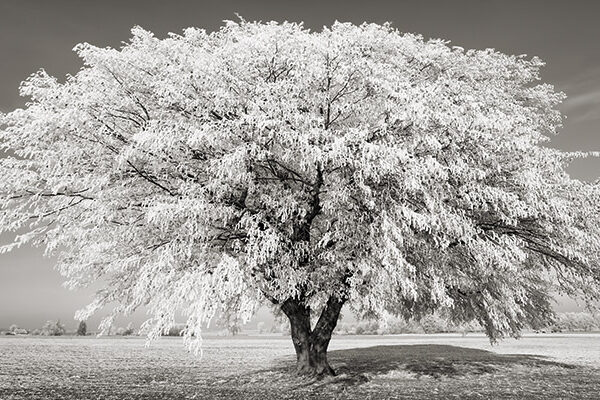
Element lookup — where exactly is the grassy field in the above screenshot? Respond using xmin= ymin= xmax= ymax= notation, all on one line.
xmin=1 ymin=333 xmax=599 ymax=399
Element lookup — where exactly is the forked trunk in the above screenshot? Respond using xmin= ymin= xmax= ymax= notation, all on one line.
xmin=281 ymin=296 xmax=345 ymax=377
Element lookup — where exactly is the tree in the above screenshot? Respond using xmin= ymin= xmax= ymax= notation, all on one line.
xmin=7 ymin=324 xmax=28 ymax=335
xmin=227 ymin=324 xmax=241 ymax=336
xmin=164 ymin=323 xmax=186 ymax=337
xmin=1 ymin=20 xmax=599 ymax=376
xmin=76 ymin=320 xmax=87 ymax=336
xmin=40 ymin=320 xmax=66 ymax=336
xmin=124 ymin=322 xmax=135 ymax=336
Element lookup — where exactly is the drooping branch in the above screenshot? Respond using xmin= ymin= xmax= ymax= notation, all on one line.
xmin=478 ymin=219 xmax=591 ymax=273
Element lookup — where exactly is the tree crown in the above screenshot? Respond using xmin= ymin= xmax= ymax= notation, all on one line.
xmin=1 ymin=20 xmax=599 ymax=349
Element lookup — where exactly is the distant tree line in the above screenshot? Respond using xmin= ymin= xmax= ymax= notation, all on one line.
xmin=2 ymin=312 xmax=599 ymax=336
xmin=259 ymin=312 xmax=600 ymax=336
xmin=2 ymin=320 xmax=67 ymax=336
xmin=541 ymin=312 xmax=600 ymax=333
xmin=335 ymin=314 xmax=481 ymax=335
xmin=332 ymin=313 xmax=600 ymax=335
xmin=161 ymin=323 xmax=240 ymax=337
xmin=0 ymin=320 xmax=137 ymax=336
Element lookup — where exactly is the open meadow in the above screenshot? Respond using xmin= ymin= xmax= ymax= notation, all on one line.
xmin=1 ymin=333 xmax=599 ymax=399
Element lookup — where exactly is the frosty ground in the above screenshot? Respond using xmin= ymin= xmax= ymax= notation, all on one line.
xmin=2 ymin=333 xmax=599 ymax=399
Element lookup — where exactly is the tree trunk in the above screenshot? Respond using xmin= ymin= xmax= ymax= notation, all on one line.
xmin=281 ymin=295 xmax=345 ymax=377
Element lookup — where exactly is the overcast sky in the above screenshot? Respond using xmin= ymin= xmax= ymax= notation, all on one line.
xmin=1 ymin=0 xmax=599 ymax=330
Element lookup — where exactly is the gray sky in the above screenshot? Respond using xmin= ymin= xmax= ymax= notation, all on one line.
xmin=1 ymin=0 xmax=599 ymax=330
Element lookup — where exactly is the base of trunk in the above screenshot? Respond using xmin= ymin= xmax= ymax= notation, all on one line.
xmin=297 ymin=364 xmax=335 ymax=377
xmin=281 ymin=296 xmax=346 ymax=378
xmin=296 ymin=348 xmax=335 ymax=376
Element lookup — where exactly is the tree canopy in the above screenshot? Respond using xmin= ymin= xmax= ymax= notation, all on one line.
xmin=1 ymin=19 xmax=599 ymax=374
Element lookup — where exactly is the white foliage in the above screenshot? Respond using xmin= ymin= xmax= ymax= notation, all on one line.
xmin=1 ymin=20 xmax=599 ymax=345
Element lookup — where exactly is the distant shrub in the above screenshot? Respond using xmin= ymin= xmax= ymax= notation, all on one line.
xmin=7 ymin=324 xmax=28 ymax=335
xmin=257 ymin=322 xmax=266 ymax=334
xmin=419 ymin=314 xmax=450 ymax=334
xmin=457 ymin=320 xmax=483 ymax=335
xmin=123 ymin=322 xmax=135 ymax=336
xmin=228 ymin=324 xmax=241 ymax=336
xmin=115 ymin=323 xmax=135 ymax=336
xmin=163 ymin=323 xmax=186 ymax=336
xmin=76 ymin=321 xmax=87 ymax=336
xmin=334 ymin=313 xmax=484 ymax=336
xmin=266 ymin=320 xmax=291 ymax=336
xmin=548 ymin=313 xmax=599 ymax=332
xmin=377 ymin=317 xmax=423 ymax=335
xmin=352 ymin=320 xmax=379 ymax=335
xmin=334 ymin=323 xmax=350 ymax=335
xmin=40 ymin=320 xmax=66 ymax=336
xmin=31 ymin=329 xmax=41 ymax=336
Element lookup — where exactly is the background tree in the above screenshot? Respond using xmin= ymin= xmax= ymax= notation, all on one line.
xmin=123 ymin=322 xmax=135 ymax=336
xmin=1 ymin=20 xmax=599 ymax=376
xmin=76 ymin=320 xmax=87 ymax=336
xmin=40 ymin=320 xmax=66 ymax=336
xmin=164 ymin=324 xmax=186 ymax=337
xmin=227 ymin=324 xmax=241 ymax=337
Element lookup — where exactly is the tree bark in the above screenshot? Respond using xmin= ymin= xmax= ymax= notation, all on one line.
xmin=281 ymin=295 xmax=345 ymax=377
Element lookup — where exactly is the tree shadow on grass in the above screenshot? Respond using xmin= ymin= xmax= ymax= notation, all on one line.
xmin=322 ymin=344 xmax=575 ymax=384
xmin=256 ymin=344 xmax=577 ymax=388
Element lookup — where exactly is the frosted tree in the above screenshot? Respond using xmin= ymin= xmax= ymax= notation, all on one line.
xmin=1 ymin=20 xmax=600 ymax=376
xmin=76 ymin=320 xmax=87 ymax=336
